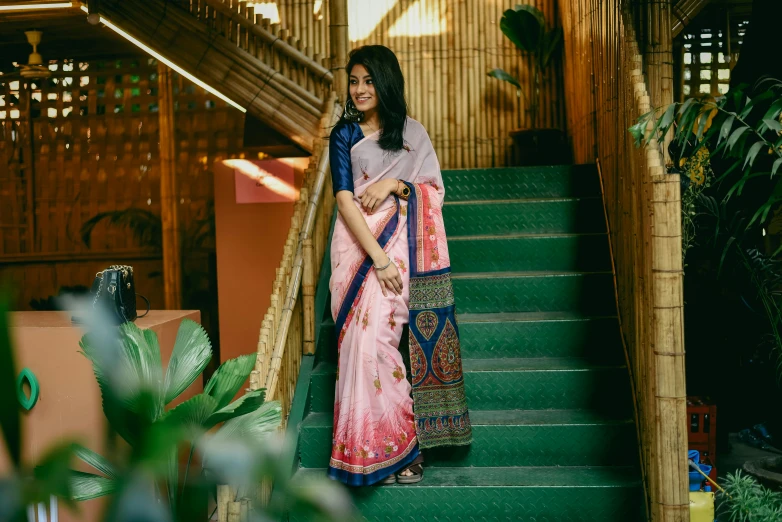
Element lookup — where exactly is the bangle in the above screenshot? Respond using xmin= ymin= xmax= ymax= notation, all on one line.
xmin=375 ymin=258 xmax=393 ymax=271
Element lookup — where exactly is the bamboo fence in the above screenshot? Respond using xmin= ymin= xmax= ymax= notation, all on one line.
xmin=248 ymin=0 xmax=567 ymax=169
xmin=560 ymin=0 xmax=688 ymax=520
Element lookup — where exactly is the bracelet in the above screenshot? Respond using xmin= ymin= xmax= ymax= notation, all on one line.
xmin=375 ymin=258 xmax=393 ymax=271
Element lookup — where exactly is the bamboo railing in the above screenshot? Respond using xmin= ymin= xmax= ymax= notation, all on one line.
xmin=91 ymin=0 xmax=332 ymax=151
xmin=184 ymin=0 xmax=333 ymax=113
xmin=250 ymin=94 xmax=340 ymax=422
xmin=560 ymin=1 xmax=688 ymax=520
xmin=214 ymin=95 xmax=340 ymax=521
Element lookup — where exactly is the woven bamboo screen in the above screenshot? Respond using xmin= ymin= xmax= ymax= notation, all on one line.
xmin=560 ymin=1 xmax=688 ymax=520
xmin=0 ymin=56 xmax=244 ymax=311
xmin=677 ymin=17 xmax=748 ymax=100
xmin=252 ymin=0 xmax=566 ymax=168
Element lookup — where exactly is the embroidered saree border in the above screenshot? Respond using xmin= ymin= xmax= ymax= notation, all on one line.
xmin=404 ymin=181 xmax=473 ymax=450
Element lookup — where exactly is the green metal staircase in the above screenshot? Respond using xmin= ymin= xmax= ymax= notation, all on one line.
xmin=290 ymin=165 xmax=643 ymax=521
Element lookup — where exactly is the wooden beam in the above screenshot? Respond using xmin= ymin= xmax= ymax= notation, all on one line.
xmin=329 ymin=0 xmax=349 ymax=102
xmin=157 ymin=62 xmax=182 ymax=310
xmin=672 ymin=0 xmax=713 ymax=37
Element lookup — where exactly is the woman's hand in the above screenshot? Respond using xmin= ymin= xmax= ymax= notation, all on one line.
xmin=360 ymin=179 xmax=398 ymax=214
xmin=374 ymin=256 xmax=403 ymax=297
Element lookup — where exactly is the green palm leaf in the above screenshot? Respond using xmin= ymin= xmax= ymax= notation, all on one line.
xmin=69 ymin=471 xmax=118 ymax=501
xmin=206 ymin=389 xmax=266 ymax=428
xmin=213 ymin=401 xmax=282 ymax=442
xmin=72 ymin=443 xmax=117 ymax=479
xmin=204 ymin=354 xmax=256 ymax=410
xmin=540 ymin=28 xmax=563 ymax=69
xmin=163 ymin=319 xmax=212 ymax=405
xmin=159 ymin=394 xmax=218 ymax=436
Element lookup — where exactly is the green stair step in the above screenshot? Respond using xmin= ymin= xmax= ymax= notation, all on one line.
xmin=441 ymin=165 xmax=601 ymax=201
xmin=316 ymin=312 xmax=623 ymax=365
xmin=443 ymin=198 xmax=605 ymax=237
xmin=451 ymin=271 xmax=616 ymax=314
xmin=457 ymin=312 xmax=622 ymax=361
xmin=308 ymin=358 xmax=630 ymax=413
xmin=299 ymin=409 xmax=635 ymax=468
xmin=448 ymin=233 xmax=611 ymax=273
xmin=290 ymin=466 xmax=643 ymax=522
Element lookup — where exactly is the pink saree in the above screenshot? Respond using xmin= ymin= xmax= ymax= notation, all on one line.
xmin=327 ymin=118 xmax=472 ymax=486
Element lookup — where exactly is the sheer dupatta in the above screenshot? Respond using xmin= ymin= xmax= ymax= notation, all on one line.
xmin=330 ymin=118 xmax=472 ymax=453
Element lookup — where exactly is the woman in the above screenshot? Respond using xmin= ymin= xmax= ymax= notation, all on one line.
xmin=327 ymin=45 xmax=472 ymax=488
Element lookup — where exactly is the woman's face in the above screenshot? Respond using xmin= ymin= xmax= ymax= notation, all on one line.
xmin=349 ymin=64 xmax=378 ymax=114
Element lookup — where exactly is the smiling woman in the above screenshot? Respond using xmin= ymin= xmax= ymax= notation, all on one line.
xmin=326 ymin=45 xmax=472 ymax=488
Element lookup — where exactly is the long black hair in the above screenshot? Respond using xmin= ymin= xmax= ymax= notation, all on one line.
xmin=340 ymin=45 xmax=407 ymax=151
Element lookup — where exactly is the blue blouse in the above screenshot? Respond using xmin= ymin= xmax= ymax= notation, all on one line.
xmin=330 ymin=122 xmax=365 ymax=195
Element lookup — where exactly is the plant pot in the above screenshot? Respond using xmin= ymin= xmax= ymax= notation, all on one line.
xmin=509 ymin=128 xmax=570 ymax=167
xmin=744 ymin=456 xmax=782 ymax=491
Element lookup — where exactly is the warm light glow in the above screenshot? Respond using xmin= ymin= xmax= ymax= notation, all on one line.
xmin=388 ymin=0 xmax=446 ymax=37
xmin=224 ymin=159 xmax=299 ymax=200
xmin=349 ymin=0 xmax=397 ymax=41
xmin=247 ymin=2 xmax=280 ymax=24
xmin=79 ymin=5 xmax=246 ymax=113
xmin=0 ymin=2 xmax=73 ymax=11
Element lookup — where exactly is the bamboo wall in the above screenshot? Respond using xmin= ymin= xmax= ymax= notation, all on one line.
xmin=264 ymin=0 xmax=567 ymax=168
xmin=560 ymin=1 xmax=688 ymax=521
xmin=0 ymin=57 xmax=244 ymax=314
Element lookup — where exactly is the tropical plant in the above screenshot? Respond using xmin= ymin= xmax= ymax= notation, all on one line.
xmin=631 ymin=78 xmax=782 ymax=239
xmin=65 ymin=301 xmax=353 ymax=521
xmin=488 ymin=4 xmax=563 ymax=129
xmin=0 ymin=290 xmax=354 ymax=522
xmin=631 ymin=79 xmax=782 ymax=372
xmin=719 ymin=471 xmax=782 ymax=521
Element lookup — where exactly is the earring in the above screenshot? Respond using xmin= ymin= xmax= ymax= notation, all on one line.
xmin=343 ymin=98 xmax=363 ymax=122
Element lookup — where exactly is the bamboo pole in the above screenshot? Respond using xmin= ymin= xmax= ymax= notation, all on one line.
xmin=302 ymin=238 xmax=315 ymax=355
xmin=328 ymin=0 xmax=349 ymax=103
xmin=157 ymin=62 xmax=182 ymax=310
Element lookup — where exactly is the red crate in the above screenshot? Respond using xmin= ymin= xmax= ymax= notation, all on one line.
xmin=687 ymin=396 xmax=717 ymax=461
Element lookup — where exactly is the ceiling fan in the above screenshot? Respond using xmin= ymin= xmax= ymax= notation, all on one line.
xmin=0 ymin=30 xmax=52 ymax=81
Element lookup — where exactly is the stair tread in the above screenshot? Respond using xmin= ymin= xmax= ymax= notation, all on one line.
xmin=457 ymin=311 xmax=618 ymax=323
xmin=463 ymin=357 xmax=624 ymax=372
xmin=313 ymin=357 xmax=623 ymax=375
xmin=448 ymin=231 xmax=607 ymax=241
xmin=293 ymin=466 xmax=641 ymax=488
xmin=319 ymin=311 xmax=618 ymax=329
xmin=303 ymin=409 xmax=632 ymax=428
xmin=451 ymin=270 xmax=611 ymax=279
xmin=444 ymin=196 xmax=600 ymax=206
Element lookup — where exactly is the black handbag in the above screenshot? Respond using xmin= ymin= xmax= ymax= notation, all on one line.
xmin=85 ymin=265 xmax=150 ymax=324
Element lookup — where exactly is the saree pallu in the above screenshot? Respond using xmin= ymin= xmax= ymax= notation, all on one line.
xmin=328 ymin=118 xmax=471 ymax=487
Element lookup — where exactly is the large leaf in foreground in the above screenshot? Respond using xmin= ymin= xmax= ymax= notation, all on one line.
xmin=207 ymin=389 xmax=266 ymax=428
xmin=163 ymin=319 xmax=212 ymax=405
xmin=204 ymin=354 xmax=256 ymax=410
xmin=69 ymin=472 xmax=118 ymax=501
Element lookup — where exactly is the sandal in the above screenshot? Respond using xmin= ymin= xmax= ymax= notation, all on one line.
xmin=395 ymin=462 xmax=424 ymax=484
xmin=379 ymin=473 xmax=396 ymax=485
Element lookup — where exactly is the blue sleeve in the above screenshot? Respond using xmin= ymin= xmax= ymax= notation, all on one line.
xmin=330 ymin=124 xmax=355 ymax=195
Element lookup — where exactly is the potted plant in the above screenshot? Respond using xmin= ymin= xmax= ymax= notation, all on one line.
xmin=488 ymin=4 xmax=566 ymax=166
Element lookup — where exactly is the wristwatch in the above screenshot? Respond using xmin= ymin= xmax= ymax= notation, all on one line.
xmin=397 ymin=180 xmax=411 ymax=199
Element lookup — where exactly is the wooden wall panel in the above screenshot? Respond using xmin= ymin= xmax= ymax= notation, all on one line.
xmin=268 ymin=0 xmax=567 ymax=168
xmin=0 ymin=56 xmax=244 ymax=311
